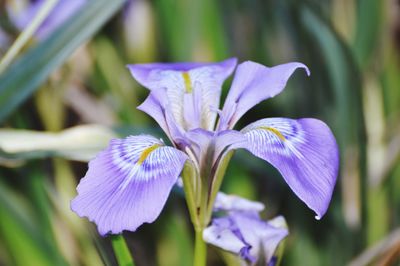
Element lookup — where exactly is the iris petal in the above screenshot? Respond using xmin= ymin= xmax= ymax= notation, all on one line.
xmin=128 ymin=58 xmax=237 ymax=130
xmin=71 ymin=135 xmax=188 ymax=235
xmin=241 ymin=118 xmax=339 ymax=219
xmin=137 ymin=88 xmax=187 ymax=145
xmin=214 ymin=191 xmax=265 ymax=213
xmin=203 ymin=212 xmax=288 ymax=264
xmin=219 ymin=61 xmax=309 ymax=130
xmin=137 ymin=89 xmax=170 ymax=137
xmin=203 ymin=216 xmax=250 ymax=258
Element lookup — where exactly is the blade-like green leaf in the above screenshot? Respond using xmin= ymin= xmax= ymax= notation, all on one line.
xmin=0 ymin=179 xmax=68 ymax=266
xmin=352 ymin=0 xmax=383 ymax=68
xmin=300 ymin=6 xmax=364 ymax=146
xmin=0 ymin=0 xmax=126 ymax=123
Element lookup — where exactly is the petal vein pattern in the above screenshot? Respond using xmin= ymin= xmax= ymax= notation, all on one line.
xmin=203 ymin=213 xmax=288 ymax=263
xmin=219 ymin=61 xmax=309 ymax=130
xmin=71 ymin=135 xmax=188 ymax=235
xmin=128 ymin=58 xmax=237 ymax=131
xmin=241 ymin=118 xmax=339 ymax=219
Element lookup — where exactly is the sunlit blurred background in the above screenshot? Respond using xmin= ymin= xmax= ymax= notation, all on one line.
xmin=0 ymin=0 xmax=399 ymax=265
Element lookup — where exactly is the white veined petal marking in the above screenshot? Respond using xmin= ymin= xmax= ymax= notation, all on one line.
xmin=188 ymin=67 xmax=221 ymax=130
xmin=243 ymin=119 xmax=306 ymax=159
xmin=109 ymin=136 xmax=165 ymax=190
xmin=150 ymin=70 xmax=186 ymax=128
xmin=146 ymin=66 xmax=224 ymax=131
xmin=125 ymin=143 xmax=163 ymax=188
xmin=258 ymin=126 xmax=287 ymax=142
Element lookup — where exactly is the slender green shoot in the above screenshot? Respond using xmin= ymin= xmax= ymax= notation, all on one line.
xmin=0 ymin=0 xmax=59 ymax=74
xmin=193 ymin=228 xmax=207 ymax=266
xmin=111 ymin=235 xmax=135 ymax=266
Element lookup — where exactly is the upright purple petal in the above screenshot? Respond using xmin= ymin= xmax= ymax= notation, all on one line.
xmin=127 ymin=58 xmax=237 ymax=89
xmin=219 ymin=61 xmax=309 ymax=130
xmin=241 ymin=118 xmax=339 ymax=219
xmin=71 ymin=135 xmax=188 ymax=235
xmin=128 ymin=58 xmax=237 ymax=130
xmin=137 ymin=89 xmax=169 ymax=136
xmin=137 ymin=88 xmax=187 ymax=145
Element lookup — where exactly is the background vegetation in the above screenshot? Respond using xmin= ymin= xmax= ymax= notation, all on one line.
xmin=0 ymin=0 xmax=399 ymax=265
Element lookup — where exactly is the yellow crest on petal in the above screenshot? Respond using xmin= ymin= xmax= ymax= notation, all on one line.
xmin=137 ymin=144 xmax=162 ymax=165
xmin=259 ymin=126 xmax=286 ymax=141
xmin=182 ymin=72 xmax=192 ymax=93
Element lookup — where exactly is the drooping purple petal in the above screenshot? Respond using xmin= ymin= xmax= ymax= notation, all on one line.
xmin=71 ymin=135 xmax=188 ymax=235
xmin=219 ymin=61 xmax=309 ymax=130
xmin=128 ymin=58 xmax=237 ymax=130
xmin=203 ymin=212 xmax=288 ymax=264
xmin=240 ymin=118 xmax=339 ymax=219
xmin=8 ymin=0 xmax=86 ymax=40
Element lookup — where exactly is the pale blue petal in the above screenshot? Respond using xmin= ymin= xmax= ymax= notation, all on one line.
xmin=214 ymin=191 xmax=265 ymax=213
xmin=129 ymin=58 xmax=237 ymax=130
xmin=241 ymin=118 xmax=339 ymax=219
xmin=137 ymin=88 xmax=187 ymax=145
xmin=219 ymin=61 xmax=309 ymax=130
xmin=71 ymin=135 xmax=187 ymax=235
xmin=203 ymin=212 xmax=288 ymax=264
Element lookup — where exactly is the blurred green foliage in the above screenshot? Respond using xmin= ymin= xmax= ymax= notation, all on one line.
xmin=0 ymin=0 xmax=399 ymax=265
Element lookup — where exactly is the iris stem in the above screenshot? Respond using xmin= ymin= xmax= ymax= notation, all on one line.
xmin=192 ymin=173 xmax=209 ymax=266
xmin=205 ymin=151 xmax=234 ymax=222
xmin=0 ymin=0 xmax=60 ymax=74
xmin=110 ymin=235 xmax=135 ymax=266
xmin=182 ymin=163 xmax=200 ymax=227
xmin=194 ymin=228 xmax=207 ymax=266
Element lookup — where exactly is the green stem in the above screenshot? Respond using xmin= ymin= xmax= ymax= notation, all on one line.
xmin=182 ymin=163 xmax=200 ymax=227
xmin=205 ymin=151 xmax=234 ymax=222
xmin=192 ymin=173 xmax=209 ymax=266
xmin=0 ymin=0 xmax=59 ymax=74
xmin=111 ymin=235 xmax=135 ymax=266
xmin=193 ymin=228 xmax=207 ymax=266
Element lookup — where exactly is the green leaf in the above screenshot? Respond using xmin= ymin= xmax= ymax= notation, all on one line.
xmin=0 ymin=0 xmax=126 ymax=123
xmin=0 ymin=179 xmax=67 ymax=266
xmin=352 ymin=0 xmax=383 ymax=67
xmin=300 ymin=5 xmax=364 ymax=147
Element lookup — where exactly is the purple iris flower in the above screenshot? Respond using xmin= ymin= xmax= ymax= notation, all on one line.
xmin=71 ymin=58 xmax=339 ymax=236
xmin=204 ymin=192 xmax=288 ymax=265
xmin=7 ymin=0 xmax=86 ymax=40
